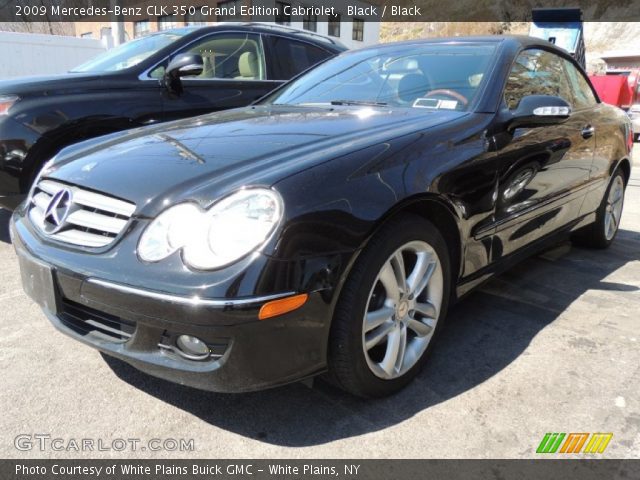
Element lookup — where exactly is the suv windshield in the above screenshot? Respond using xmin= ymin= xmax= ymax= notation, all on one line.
xmin=71 ymin=31 xmax=188 ymax=73
xmin=267 ymin=43 xmax=496 ymax=111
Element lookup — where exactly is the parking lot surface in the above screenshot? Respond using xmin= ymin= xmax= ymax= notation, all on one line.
xmin=1 ymin=150 xmax=638 ymax=459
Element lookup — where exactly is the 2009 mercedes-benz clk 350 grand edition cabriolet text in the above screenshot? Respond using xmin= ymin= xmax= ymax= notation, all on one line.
xmin=12 ymin=36 xmax=632 ymax=397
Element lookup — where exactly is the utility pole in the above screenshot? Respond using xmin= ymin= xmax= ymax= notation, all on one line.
xmin=110 ymin=0 xmax=125 ymax=46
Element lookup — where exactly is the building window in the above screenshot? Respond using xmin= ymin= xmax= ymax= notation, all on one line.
xmin=303 ymin=8 xmax=317 ymax=32
xmin=80 ymin=32 xmax=93 ymax=39
xmin=217 ymin=0 xmax=242 ymax=21
xmin=352 ymin=18 xmax=364 ymax=41
xmin=275 ymin=1 xmax=291 ymax=25
xmin=157 ymin=14 xmax=178 ymax=31
xmin=133 ymin=20 xmax=150 ymax=38
xmin=186 ymin=7 xmax=207 ymax=25
xmin=328 ymin=13 xmax=340 ymax=37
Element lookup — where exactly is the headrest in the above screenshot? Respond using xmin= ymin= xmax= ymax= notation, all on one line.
xmin=238 ymin=51 xmax=258 ymax=78
xmin=397 ymin=73 xmax=430 ymax=103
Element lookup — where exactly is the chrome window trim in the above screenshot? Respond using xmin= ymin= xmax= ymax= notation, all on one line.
xmin=246 ymin=22 xmax=342 ymax=46
xmin=87 ymin=278 xmax=296 ymax=307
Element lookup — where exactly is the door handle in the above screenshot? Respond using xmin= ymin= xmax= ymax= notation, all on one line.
xmin=581 ymin=125 xmax=595 ymax=139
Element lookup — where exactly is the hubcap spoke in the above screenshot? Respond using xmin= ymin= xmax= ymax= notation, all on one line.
xmin=407 ymin=252 xmax=435 ymax=297
xmin=390 ymin=251 xmax=407 ymax=296
xmin=378 ymin=261 xmax=401 ymax=303
xmin=364 ymin=307 xmax=394 ymax=333
xmin=407 ymin=318 xmax=434 ymax=337
xmin=413 ymin=301 xmax=437 ymax=319
xmin=611 ymin=183 xmax=623 ymax=203
xmin=395 ymin=325 xmax=408 ymax=372
xmin=611 ymin=192 xmax=623 ymax=205
xmin=365 ymin=321 xmax=395 ymax=350
xmin=380 ymin=325 xmax=402 ymax=376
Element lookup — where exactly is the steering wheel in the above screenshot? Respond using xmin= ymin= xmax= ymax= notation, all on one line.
xmin=423 ymin=89 xmax=468 ymax=106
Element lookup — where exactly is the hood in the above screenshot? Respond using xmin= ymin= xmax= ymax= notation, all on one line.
xmin=0 ymin=72 xmax=108 ymax=96
xmin=47 ymin=105 xmax=466 ymax=216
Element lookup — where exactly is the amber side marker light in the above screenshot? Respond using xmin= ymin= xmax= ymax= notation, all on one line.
xmin=259 ymin=293 xmax=308 ymax=320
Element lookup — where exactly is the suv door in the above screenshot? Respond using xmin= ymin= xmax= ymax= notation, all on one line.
xmin=491 ymin=48 xmax=595 ymax=260
xmin=155 ymin=32 xmax=282 ymax=121
xmin=264 ymin=35 xmax=334 ymax=80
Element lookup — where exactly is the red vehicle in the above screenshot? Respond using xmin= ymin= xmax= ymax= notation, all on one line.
xmin=588 ymin=69 xmax=639 ymax=110
xmin=589 ymin=74 xmax=632 ymax=108
xmin=589 ymin=70 xmax=640 ymax=141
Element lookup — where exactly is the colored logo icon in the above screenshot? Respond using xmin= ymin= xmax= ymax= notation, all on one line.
xmin=536 ymin=433 xmax=613 ymax=454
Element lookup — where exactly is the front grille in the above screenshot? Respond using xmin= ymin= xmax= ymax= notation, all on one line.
xmin=29 ymin=179 xmax=136 ymax=248
xmin=59 ymin=299 xmax=136 ymax=343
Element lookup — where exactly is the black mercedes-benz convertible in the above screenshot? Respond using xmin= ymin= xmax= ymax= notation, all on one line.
xmin=12 ymin=36 xmax=632 ymax=397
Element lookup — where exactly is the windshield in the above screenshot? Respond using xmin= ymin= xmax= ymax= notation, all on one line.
xmin=71 ymin=31 xmax=188 ymax=73
xmin=266 ymin=43 xmax=497 ymax=111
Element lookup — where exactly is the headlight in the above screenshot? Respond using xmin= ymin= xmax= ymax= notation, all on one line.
xmin=0 ymin=95 xmax=19 ymax=115
xmin=137 ymin=188 xmax=283 ymax=270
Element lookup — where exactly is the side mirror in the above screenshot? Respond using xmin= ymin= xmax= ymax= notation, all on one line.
xmin=507 ymin=95 xmax=571 ymax=130
xmin=163 ymin=53 xmax=204 ymax=95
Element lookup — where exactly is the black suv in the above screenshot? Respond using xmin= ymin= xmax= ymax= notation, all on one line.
xmin=0 ymin=23 xmax=346 ymax=209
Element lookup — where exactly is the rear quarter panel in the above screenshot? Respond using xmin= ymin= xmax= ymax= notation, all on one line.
xmin=581 ymin=103 xmax=631 ymax=215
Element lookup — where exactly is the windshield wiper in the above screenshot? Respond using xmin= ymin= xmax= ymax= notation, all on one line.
xmin=330 ymin=100 xmax=388 ymax=107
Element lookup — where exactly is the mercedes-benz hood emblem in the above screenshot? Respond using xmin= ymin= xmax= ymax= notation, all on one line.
xmin=43 ymin=188 xmax=72 ymax=234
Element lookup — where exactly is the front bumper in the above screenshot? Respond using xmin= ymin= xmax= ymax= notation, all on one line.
xmin=12 ymin=217 xmax=340 ymax=393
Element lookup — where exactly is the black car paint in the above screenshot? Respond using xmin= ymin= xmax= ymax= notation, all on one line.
xmin=0 ymin=25 xmax=345 ymax=209
xmin=11 ymin=36 xmax=632 ymax=392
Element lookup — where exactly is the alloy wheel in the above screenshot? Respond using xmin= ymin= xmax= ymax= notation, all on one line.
xmin=362 ymin=240 xmax=444 ymax=380
xmin=604 ymin=175 xmax=624 ymax=241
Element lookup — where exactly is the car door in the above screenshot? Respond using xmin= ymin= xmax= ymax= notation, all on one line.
xmin=562 ymin=59 xmax=615 ymax=217
xmin=490 ymin=48 xmax=595 ymax=260
xmin=157 ymin=32 xmax=282 ymax=121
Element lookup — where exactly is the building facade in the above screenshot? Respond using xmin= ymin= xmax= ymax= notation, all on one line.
xmin=599 ymin=51 xmax=640 ymax=73
xmin=75 ymin=0 xmax=380 ymax=50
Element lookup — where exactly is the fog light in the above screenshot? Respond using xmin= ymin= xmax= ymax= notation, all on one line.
xmin=176 ymin=335 xmax=210 ymax=359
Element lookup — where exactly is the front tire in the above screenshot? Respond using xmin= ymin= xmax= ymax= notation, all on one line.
xmin=572 ymin=168 xmax=626 ymax=249
xmin=327 ymin=215 xmax=451 ymax=398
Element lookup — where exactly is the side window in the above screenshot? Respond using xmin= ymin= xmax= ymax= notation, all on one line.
xmin=504 ymin=49 xmax=573 ymax=110
xmin=267 ymin=36 xmax=330 ymax=80
xmin=563 ymin=59 xmax=598 ymax=109
xmin=151 ymin=33 xmax=266 ymax=80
